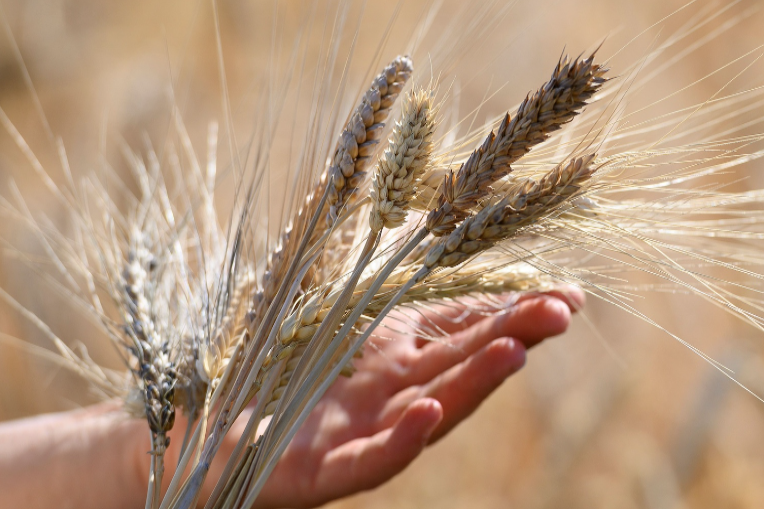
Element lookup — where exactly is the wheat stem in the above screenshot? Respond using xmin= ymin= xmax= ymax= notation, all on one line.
xmin=241 ymin=227 xmax=428 ymax=507
xmin=169 ymin=247 xmax=320 ymax=509
xmin=242 ymin=260 xmax=426 ymax=508
xmin=204 ymin=362 xmax=283 ymax=509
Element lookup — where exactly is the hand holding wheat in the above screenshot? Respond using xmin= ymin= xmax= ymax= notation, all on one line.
xmin=3 ymin=1 xmax=764 ymax=507
xmin=0 ymin=291 xmax=579 ymax=509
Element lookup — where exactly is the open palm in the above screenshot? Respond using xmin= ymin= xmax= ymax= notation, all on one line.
xmin=228 ymin=289 xmax=584 ymax=509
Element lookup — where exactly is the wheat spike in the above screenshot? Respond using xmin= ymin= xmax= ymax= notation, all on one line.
xmin=369 ymin=87 xmax=437 ymax=231
xmin=363 ymin=264 xmax=555 ymax=316
xmin=425 ymin=154 xmax=598 ymax=268
xmin=326 ymin=55 xmax=415 ymax=224
xmin=197 ymin=271 xmax=255 ymax=385
xmin=121 ymin=229 xmax=177 ymax=440
xmin=425 ymin=54 xmax=607 ymax=235
xmin=251 ymin=56 xmax=414 ymax=321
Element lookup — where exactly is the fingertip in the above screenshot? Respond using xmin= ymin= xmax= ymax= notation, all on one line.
xmin=422 ymin=337 xmax=527 ymax=444
xmin=543 ymin=297 xmax=572 ymax=333
xmin=363 ymin=399 xmax=443 ymax=485
xmin=493 ymin=297 xmax=571 ymax=348
xmin=549 ymin=285 xmax=586 ymax=312
xmin=399 ymin=398 xmax=443 ymax=442
xmin=315 ymin=398 xmax=445 ymax=498
xmin=486 ymin=337 xmax=527 ymax=374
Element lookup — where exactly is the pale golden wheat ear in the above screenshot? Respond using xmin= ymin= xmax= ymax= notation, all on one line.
xmin=2 ymin=2 xmax=764 ymax=508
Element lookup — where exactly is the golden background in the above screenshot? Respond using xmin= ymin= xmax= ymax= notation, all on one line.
xmin=1 ymin=1 xmax=764 ymax=507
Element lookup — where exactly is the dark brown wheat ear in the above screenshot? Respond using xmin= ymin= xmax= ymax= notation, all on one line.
xmin=425 ymin=53 xmax=607 ymax=235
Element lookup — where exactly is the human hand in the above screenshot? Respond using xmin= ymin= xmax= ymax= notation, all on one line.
xmin=222 ymin=288 xmax=584 ymax=508
xmin=0 ymin=289 xmax=581 ymax=509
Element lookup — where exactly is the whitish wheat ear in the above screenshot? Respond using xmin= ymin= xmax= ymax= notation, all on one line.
xmin=120 ymin=229 xmax=176 ymax=509
xmin=369 ymin=87 xmax=438 ymax=231
xmin=122 ymin=235 xmax=176 ymax=441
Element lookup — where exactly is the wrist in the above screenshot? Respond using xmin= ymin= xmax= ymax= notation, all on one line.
xmin=67 ymin=402 xmax=150 ymax=509
xmin=0 ymin=401 xmax=149 ymax=509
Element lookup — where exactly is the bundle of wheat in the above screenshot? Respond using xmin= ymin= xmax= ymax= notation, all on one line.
xmin=2 ymin=1 xmax=764 ymax=508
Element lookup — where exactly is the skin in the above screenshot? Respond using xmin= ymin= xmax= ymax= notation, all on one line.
xmin=0 ymin=288 xmax=583 ymax=509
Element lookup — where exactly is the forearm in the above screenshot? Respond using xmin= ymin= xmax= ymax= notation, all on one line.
xmin=0 ymin=402 xmax=147 ymax=509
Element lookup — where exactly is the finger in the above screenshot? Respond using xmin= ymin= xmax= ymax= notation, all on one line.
xmin=425 ymin=337 xmax=526 ymax=442
xmin=312 ymin=398 xmax=443 ymax=502
xmin=413 ymin=285 xmax=585 ymax=340
xmin=380 ymin=337 xmax=526 ymax=441
xmin=541 ymin=285 xmax=586 ymax=312
xmin=404 ymin=296 xmax=569 ymax=387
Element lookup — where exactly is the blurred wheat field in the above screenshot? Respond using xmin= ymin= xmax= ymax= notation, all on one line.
xmin=2 ymin=0 xmax=764 ymax=508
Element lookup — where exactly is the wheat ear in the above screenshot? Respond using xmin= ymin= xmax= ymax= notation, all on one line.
xmin=361 ymin=264 xmax=555 ymax=318
xmin=198 ymin=271 xmax=256 ymax=385
xmin=325 ymin=56 xmax=415 ymax=224
xmin=425 ymin=54 xmax=607 ymax=235
xmin=369 ymin=87 xmax=437 ymax=230
xmin=121 ymin=231 xmax=176 ymax=509
xmin=425 ymin=154 xmax=599 ymax=268
xmin=252 ymin=56 xmax=413 ymax=312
